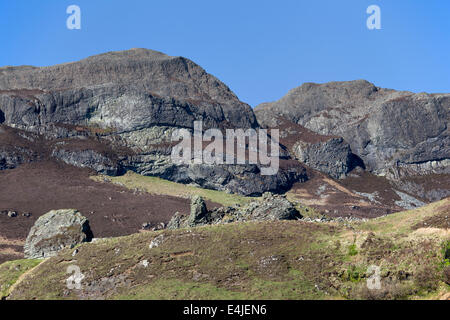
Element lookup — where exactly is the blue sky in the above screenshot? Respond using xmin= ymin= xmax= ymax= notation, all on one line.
xmin=1 ymin=0 xmax=449 ymax=106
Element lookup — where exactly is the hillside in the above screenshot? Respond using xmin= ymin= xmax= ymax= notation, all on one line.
xmin=0 ymin=50 xmax=448 ymax=301
xmin=255 ymin=80 xmax=449 ymax=181
xmin=2 ymin=198 xmax=448 ymax=300
xmin=0 ymin=48 xmax=308 ymax=197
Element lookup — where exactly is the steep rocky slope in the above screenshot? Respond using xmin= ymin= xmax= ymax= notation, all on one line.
xmin=0 ymin=48 xmax=257 ymax=131
xmin=255 ymin=80 xmax=449 ymax=177
xmin=1 ymin=52 xmax=448 ymax=236
xmin=255 ymin=80 xmax=449 ymax=200
xmin=0 ymin=49 xmax=305 ymax=195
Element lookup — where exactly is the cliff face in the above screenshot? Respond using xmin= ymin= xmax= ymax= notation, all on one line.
xmin=0 ymin=48 xmax=257 ymax=131
xmin=255 ymin=80 xmax=450 ymax=177
xmin=0 ymin=49 xmax=305 ymax=196
xmin=0 ymin=52 xmax=448 ymax=200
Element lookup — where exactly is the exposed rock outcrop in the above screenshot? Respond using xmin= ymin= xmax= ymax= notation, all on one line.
xmin=0 ymin=49 xmax=304 ymax=196
xmin=255 ymin=80 xmax=449 ymax=177
xmin=0 ymin=125 xmax=39 ymax=170
xmin=239 ymin=192 xmax=301 ymax=221
xmin=187 ymin=195 xmax=208 ymax=226
xmin=24 ymin=209 xmax=93 ymax=259
xmin=51 ymin=148 xmax=123 ymax=176
xmin=293 ymin=137 xmax=354 ymax=179
xmin=168 ymin=193 xmax=301 ymax=229
xmin=0 ymin=49 xmax=257 ymax=132
xmin=272 ymin=118 xmax=362 ymax=179
xmin=0 ymin=146 xmax=33 ymax=170
xmin=124 ymin=156 xmax=307 ymax=196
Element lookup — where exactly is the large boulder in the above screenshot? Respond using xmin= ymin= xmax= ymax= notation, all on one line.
xmin=187 ymin=195 xmax=208 ymax=226
xmin=24 ymin=209 xmax=93 ymax=259
xmin=242 ymin=192 xmax=301 ymax=221
xmin=269 ymin=118 xmax=361 ymax=179
xmin=0 ymin=146 xmax=30 ymax=170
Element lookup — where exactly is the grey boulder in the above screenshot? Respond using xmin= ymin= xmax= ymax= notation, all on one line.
xmin=245 ymin=192 xmax=301 ymax=221
xmin=24 ymin=209 xmax=93 ymax=259
xmin=187 ymin=195 xmax=208 ymax=226
xmin=167 ymin=192 xmax=301 ymax=229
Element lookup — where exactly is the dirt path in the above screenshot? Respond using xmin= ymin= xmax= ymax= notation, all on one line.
xmin=5 ymin=260 xmax=44 ymax=299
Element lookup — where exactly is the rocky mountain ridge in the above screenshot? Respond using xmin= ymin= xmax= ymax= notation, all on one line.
xmin=0 ymin=48 xmax=258 ymax=131
xmin=255 ymin=80 xmax=449 ymax=178
xmin=0 ymin=50 xmax=448 ymax=202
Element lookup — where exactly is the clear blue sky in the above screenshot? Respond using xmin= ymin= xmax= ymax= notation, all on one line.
xmin=1 ymin=0 xmax=449 ymax=106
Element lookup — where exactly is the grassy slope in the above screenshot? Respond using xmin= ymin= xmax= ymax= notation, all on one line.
xmin=0 ymin=259 xmax=41 ymax=299
xmin=2 ymin=198 xmax=449 ymax=300
xmin=90 ymin=172 xmax=256 ymax=207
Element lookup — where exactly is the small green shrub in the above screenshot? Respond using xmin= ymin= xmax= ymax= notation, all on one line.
xmin=442 ymin=241 xmax=450 ymax=266
xmin=348 ymin=244 xmax=358 ymax=256
xmin=342 ymin=265 xmax=364 ymax=283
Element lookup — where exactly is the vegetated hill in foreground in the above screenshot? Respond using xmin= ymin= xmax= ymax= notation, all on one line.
xmin=2 ymin=198 xmax=449 ymax=300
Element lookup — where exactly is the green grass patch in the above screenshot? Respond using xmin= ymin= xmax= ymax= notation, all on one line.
xmin=91 ymin=171 xmax=254 ymax=207
xmin=441 ymin=240 xmax=450 ymax=267
xmin=347 ymin=244 xmax=358 ymax=257
xmin=0 ymin=259 xmax=42 ymax=298
xmin=358 ymin=198 xmax=449 ymax=236
xmin=114 ymin=279 xmax=245 ymax=300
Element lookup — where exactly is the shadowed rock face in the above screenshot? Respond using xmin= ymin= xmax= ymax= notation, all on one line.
xmin=293 ymin=137 xmax=354 ymax=180
xmin=51 ymin=148 xmax=123 ymax=176
xmin=255 ymin=80 xmax=450 ymax=176
xmin=269 ymin=117 xmax=363 ymax=179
